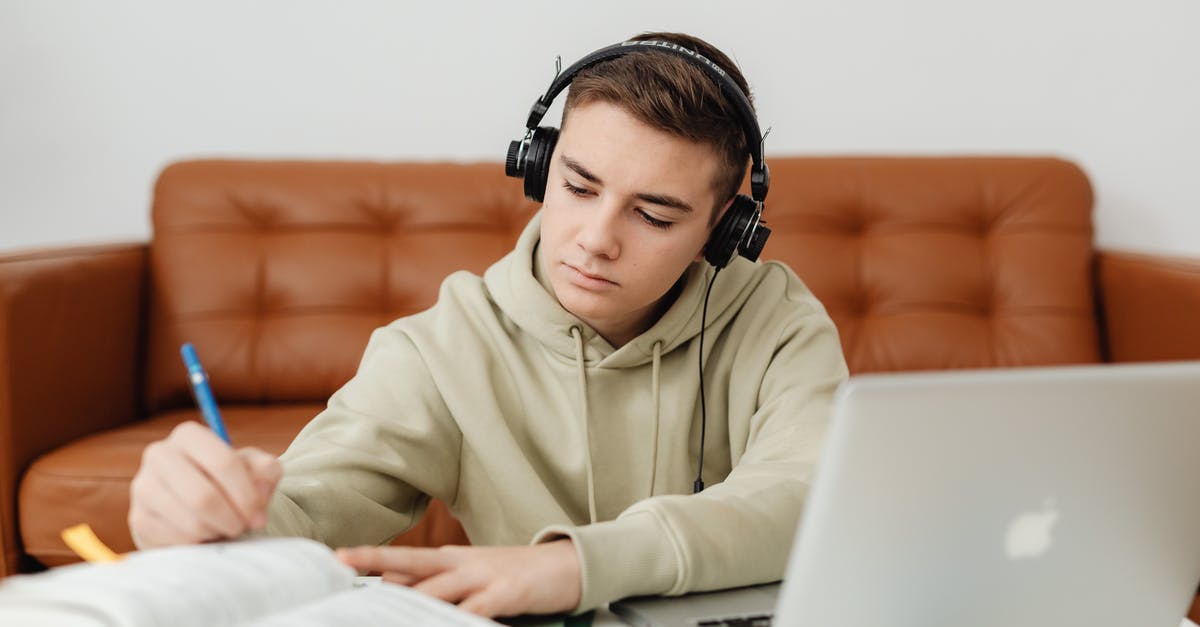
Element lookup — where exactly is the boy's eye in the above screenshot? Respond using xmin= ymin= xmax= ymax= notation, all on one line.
xmin=561 ymin=181 xmax=673 ymax=230
xmin=637 ymin=210 xmax=673 ymax=230
xmin=562 ymin=181 xmax=592 ymax=197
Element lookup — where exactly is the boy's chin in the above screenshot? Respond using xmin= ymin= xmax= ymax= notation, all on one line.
xmin=553 ymin=292 xmax=620 ymax=322
xmin=556 ymin=294 xmax=611 ymax=320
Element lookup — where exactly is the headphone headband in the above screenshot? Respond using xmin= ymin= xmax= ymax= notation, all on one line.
xmin=521 ymin=40 xmax=769 ymax=202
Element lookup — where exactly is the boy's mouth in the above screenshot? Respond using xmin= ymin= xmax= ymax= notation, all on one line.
xmin=563 ymin=263 xmax=619 ymax=288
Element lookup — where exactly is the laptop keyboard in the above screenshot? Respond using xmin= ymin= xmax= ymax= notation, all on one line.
xmin=696 ymin=614 xmax=773 ymax=626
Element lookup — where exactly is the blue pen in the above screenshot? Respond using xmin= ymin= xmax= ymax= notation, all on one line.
xmin=180 ymin=343 xmax=232 ymax=445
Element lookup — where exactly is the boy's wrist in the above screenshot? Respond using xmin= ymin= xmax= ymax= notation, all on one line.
xmin=533 ymin=511 xmax=678 ymax=612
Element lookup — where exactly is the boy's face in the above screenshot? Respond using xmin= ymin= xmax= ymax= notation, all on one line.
xmin=537 ymin=101 xmax=727 ymax=347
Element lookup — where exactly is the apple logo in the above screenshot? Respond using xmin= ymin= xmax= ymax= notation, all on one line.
xmin=1005 ymin=500 xmax=1059 ymax=560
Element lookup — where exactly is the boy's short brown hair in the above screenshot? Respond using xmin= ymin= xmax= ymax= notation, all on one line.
xmin=562 ymin=32 xmax=755 ymax=222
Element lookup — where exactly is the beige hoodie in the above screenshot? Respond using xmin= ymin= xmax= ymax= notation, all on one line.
xmin=265 ymin=213 xmax=848 ymax=610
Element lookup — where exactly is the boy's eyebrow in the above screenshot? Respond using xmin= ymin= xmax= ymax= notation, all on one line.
xmin=562 ymin=156 xmax=602 ymax=184
xmin=636 ymin=192 xmax=693 ymax=214
xmin=561 ymin=155 xmax=694 ymax=214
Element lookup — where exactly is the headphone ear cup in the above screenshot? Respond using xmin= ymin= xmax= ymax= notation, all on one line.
xmin=704 ymin=195 xmax=757 ymax=268
xmin=523 ymin=126 xmax=559 ymax=202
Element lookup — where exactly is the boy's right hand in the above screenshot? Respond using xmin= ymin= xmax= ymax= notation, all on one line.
xmin=128 ymin=421 xmax=282 ymax=548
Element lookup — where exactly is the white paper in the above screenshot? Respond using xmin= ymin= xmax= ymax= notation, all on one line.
xmin=0 ymin=538 xmax=352 ymax=627
xmin=0 ymin=538 xmax=499 ymax=626
xmin=248 ymin=583 xmax=499 ymax=626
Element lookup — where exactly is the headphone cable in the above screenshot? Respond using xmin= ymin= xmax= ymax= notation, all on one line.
xmin=694 ymin=266 xmax=722 ymax=494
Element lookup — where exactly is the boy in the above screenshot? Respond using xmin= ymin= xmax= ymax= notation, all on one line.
xmin=128 ymin=31 xmax=848 ymax=618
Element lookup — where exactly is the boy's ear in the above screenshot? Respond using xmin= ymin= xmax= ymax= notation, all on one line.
xmin=694 ymin=196 xmax=738 ymax=262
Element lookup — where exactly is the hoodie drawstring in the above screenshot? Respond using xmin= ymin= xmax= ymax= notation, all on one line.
xmin=570 ymin=326 xmax=599 ymax=524
xmin=647 ymin=340 xmax=663 ymax=497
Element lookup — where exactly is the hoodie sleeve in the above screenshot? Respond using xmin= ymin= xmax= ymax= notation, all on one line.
xmin=262 ymin=324 xmax=463 ymax=548
xmin=533 ymin=307 xmax=848 ymax=612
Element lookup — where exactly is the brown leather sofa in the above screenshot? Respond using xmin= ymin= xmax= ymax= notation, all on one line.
xmin=3 ymin=158 xmax=1199 ymax=604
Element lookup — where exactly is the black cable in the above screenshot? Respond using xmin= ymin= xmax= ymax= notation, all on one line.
xmin=694 ymin=267 xmax=722 ymax=494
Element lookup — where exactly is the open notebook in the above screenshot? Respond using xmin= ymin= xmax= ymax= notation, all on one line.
xmin=0 ymin=537 xmax=498 ymax=626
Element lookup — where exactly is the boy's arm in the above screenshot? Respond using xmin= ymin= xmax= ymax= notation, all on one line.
xmin=263 ymin=325 xmax=463 ymax=548
xmin=534 ymin=313 xmax=847 ymax=611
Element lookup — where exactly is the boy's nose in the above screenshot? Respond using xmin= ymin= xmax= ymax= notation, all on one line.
xmin=577 ymin=206 xmax=621 ymax=260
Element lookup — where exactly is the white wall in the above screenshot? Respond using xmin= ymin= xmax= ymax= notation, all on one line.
xmin=3 ymin=0 xmax=1198 ymax=256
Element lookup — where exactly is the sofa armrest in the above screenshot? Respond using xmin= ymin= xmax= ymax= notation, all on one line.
xmin=1096 ymin=250 xmax=1200 ymax=363
xmin=0 ymin=242 xmax=148 ymax=575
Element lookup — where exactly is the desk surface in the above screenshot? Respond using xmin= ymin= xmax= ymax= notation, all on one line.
xmin=580 ymin=609 xmax=1200 ymax=627
xmin=500 ymin=607 xmax=623 ymax=626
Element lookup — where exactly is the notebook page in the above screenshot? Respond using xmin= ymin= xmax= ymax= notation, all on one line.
xmin=0 ymin=537 xmax=353 ymax=627
xmin=248 ymin=582 xmax=501 ymax=626
xmin=0 ymin=605 xmax=109 ymax=627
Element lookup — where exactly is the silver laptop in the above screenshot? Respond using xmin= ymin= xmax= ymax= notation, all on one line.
xmin=612 ymin=361 xmax=1200 ymax=627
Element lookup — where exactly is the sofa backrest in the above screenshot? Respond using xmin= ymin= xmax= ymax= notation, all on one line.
xmin=145 ymin=157 xmax=1099 ymax=412
xmin=146 ymin=161 xmax=538 ymax=412
xmin=764 ymin=157 xmax=1099 ymax=371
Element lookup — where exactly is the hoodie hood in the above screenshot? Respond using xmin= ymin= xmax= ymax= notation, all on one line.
xmin=484 ymin=212 xmax=762 ymax=368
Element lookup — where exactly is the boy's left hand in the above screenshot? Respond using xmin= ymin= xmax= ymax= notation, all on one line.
xmin=335 ymin=539 xmax=582 ymax=618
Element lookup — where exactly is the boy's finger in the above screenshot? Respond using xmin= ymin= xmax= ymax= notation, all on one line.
xmin=412 ymin=571 xmax=476 ymax=604
xmin=140 ymin=457 xmax=234 ymax=541
xmin=380 ymin=571 xmax=419 ymax=586
xmin=457 ymin=586 xmax=509 ymax=618
xmin=169 ymin=424 xmax=263 ymax=527
xmin=238 ymin=448 xmax=282 ymax=486
xmin=237 ymin=448 xmax=282 ymax=523
xmin=336 ymin=546 xmax=452 ymax=578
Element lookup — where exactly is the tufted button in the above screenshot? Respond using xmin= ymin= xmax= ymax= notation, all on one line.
xmin=852 ymin=290 xmax=870 ymax=317
xmin=840 ymin=209 xmax=867 ymax=237
xmin=357 ymin=201 xmax=391 ymax=232
xmin=974 ymin=213 xmax=993 ymax=238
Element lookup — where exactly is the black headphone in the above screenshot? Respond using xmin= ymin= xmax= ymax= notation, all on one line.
xmin=505 ymin=39 xmax=772 ymax=269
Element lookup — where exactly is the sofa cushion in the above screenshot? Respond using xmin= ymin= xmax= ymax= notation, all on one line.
xmin=20 ymin=403 xmax=469 ymax=568
xmin=19 ymin=405 xmax=320 ymax=565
